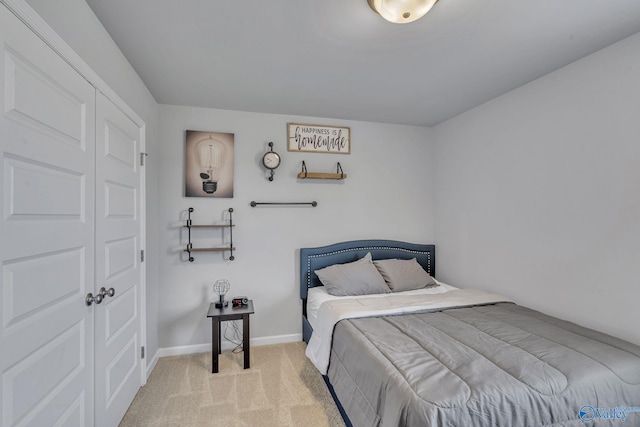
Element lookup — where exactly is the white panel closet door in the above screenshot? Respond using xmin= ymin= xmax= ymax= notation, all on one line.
xmin=94 ymin=92 xmax=142 ymax=427
xmin=0 ymin=5 xmax=95 ymax=427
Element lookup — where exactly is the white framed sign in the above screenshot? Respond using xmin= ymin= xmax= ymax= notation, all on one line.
xmin=287 ymin=123 xmax=350 ymax=154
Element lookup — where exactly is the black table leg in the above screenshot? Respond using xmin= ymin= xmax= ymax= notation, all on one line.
xmin=243 ymin=314 xmax=250 ymax=369
xmin=218 ymin=321 xmax=222 ymax=354
xmin=212 ymin=318 xmax=219 ymax=373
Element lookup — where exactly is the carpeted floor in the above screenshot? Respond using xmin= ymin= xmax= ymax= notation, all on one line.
xmin=119 ymin=342 xmax=346 ymax=427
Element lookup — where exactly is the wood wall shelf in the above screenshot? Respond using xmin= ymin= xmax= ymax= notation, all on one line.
xmin=296 ymin=172 xmax=347 ymax=180
xmin=297 ymin=161 xmax=347 ymax=180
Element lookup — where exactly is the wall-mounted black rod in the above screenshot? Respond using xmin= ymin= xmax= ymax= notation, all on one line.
xmin=250 ymin=201 xmax=318 ymax=207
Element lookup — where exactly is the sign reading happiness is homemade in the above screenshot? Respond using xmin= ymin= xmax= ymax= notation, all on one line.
xmin=288 ymin=123 xmax=350 ymax=154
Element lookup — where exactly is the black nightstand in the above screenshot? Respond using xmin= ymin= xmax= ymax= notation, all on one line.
xmin=206 ymin=300 xmax=254 ymax=373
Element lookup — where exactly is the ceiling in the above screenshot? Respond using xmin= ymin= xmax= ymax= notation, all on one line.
xmin=85 ymin=0 xmax=640 ymax=127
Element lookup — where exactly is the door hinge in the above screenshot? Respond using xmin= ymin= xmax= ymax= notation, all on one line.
xmin=141 ymin=346 xmax=145 ymax=359
xmin=140 ymin=249 xmax=145 ymax=262
xmin=140 ymin=152 xmax=148 ymax=166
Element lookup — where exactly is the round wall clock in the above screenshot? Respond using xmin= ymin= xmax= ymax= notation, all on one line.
xmin=262 ymin=141 xmax=281 ymax=181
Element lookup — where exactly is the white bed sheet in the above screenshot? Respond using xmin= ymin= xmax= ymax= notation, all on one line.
xmin=306 ymin=280 xmax=458 ymax=330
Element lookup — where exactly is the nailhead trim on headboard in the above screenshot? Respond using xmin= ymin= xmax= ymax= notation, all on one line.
xmin=306 ymin=246 xmax=432 ymax=288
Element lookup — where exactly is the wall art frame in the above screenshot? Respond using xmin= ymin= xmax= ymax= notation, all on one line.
xmin=185 ymin=130 xmax=234 ymax=198
xmin=287 ymin=123 xmax=350 ymax=154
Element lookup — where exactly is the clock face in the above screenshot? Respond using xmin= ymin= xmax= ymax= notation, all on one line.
xmin=262 ymin=151 xmax=281 ymax=170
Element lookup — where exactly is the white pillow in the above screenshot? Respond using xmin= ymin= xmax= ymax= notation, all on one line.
xmin=315 ymin=252 xmax=390 ymax=296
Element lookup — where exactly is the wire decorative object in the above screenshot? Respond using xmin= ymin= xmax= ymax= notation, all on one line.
xmin=213 ymin=279 xmax=230 ymax=308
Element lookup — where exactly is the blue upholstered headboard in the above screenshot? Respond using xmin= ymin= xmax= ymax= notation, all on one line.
xmin=299 ymin=239 xmax=436 ymax=301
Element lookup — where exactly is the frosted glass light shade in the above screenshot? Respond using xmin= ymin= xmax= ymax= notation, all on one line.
xmin=368 ymin=0 xmax=438 ymax=24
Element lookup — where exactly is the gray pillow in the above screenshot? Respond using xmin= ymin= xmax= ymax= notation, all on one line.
xmin=315 ymin=252 xmax=391 ymax=296
xmin=373 ymin=258 xmax=438 ymax=292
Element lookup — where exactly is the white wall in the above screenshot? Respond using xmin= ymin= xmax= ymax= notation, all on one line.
xmin=157 ymin=105 xmax=434 ymax=349
xmin=24 ymin=0 xmax=162 ymax=362
xmin=433 ymin=32 xmax=640 ymax=346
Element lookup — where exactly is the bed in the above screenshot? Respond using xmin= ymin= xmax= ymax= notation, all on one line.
xmin=300 ymin=239 xmax=640 ymax=427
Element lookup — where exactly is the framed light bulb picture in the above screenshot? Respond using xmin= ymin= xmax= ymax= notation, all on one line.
xmin=185 ymin=130 xmax=234 ymax=198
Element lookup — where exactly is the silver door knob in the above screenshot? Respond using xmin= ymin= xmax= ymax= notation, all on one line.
xmin=86 ymin=292 xmax=103 ymax=306
xmin=99 ymin=287 xmax=115 ymax=298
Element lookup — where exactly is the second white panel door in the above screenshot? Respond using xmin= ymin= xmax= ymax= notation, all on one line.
xmin=94 ymin=92 xmax=143 ymax=427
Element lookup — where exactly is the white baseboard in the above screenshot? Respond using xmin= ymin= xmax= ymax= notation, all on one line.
xmin=156 ymin=343 xmax=211 ymax=358
xmin=147 ymin=333 xmax=302 ymax=377
xmin=146 ymin=351 xmax=160 ymax=379
xmin=251 ymin=333 xmax=302 ymax=347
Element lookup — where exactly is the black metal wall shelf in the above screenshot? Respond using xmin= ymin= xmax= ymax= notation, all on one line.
xmin=183 ymin=207 xmax=235 ymax=261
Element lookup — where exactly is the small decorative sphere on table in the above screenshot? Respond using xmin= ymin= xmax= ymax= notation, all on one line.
xmin=213 ymin=279 xmax=230 ymax=308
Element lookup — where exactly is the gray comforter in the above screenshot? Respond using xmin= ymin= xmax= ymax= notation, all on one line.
xmin=327 ymin=303 xmax=640 ymax=426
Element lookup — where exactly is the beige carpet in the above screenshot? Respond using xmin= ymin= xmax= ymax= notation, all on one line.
xmin=119 ymin=342 xmax=346 ymax=427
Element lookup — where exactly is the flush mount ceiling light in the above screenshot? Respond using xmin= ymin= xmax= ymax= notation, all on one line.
xmin=368 ymin=0 xmax=439 ymax=24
